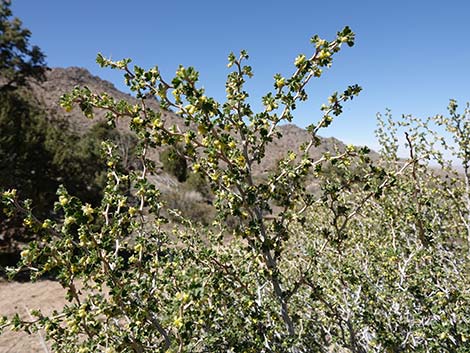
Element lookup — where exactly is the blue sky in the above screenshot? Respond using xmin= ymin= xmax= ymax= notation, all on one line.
xmin=11 ymin=0 xmax=470 ymax=150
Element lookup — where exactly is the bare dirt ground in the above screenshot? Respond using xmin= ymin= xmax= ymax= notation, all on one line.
xmin=0 ymin=280 xmax=65 ymax=353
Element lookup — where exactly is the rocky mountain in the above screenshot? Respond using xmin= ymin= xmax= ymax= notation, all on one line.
xmin=30 ymin=67 xmax=375 ymax=175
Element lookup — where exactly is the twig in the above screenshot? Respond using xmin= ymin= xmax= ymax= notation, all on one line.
xmin=22 ymin=304 xmax=50 ymax=353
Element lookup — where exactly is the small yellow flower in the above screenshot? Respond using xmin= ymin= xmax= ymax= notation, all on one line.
xmin=66 ymin=318 xmax=76 ymax=329
xmin=197 ymin=124 xmax=206 ymax=135
xmin=152 ymin=118 xmax=163 ymax=128
xmin=3 ymin=189 xmax=16 ymax=198
xmin=132 ymin=117 xmax=144 ymax=125
xmin=173 ymin=316 xmax=183 ymax=329
xmin=59 ymin=195 xmax=68 ymax=206
xmin=42 ymin=219 xmax=52 ymax=229
xmin=222 ymin=175 xmax=230 ymax=186
xmin=64 ymin=216 xmax=76 ymax=226
xmin=199 ymin=95 xmax=207 ymax=103
xmin=185 ymin=104 xmax=196 ymax=115
xmin=316 ymin=39 xmax=327 ymax=48
xmin=65 ymin=238 xmax=73 ymax=248
xmin=210 ymin=172 xmax=220 ymax=182
xmin=71 ymin=264 xmax=79 ymax=274
xmin=175 ymin=291 xmax=190 ymax=303
xmin=181 ymin=293 xmax=190 ymax=303
xmin=236 ymin=155 xmax=246 ymax=168
xmin=318 ymin=50 xmax=331 ymax=60
xmin=20 ymin=249 xmax=30 ymax=259
xmin=275 ymin=77 xmax=285 ymax=88
xmin=294 ymin=54 xmax=306 ymax=67
xmin=184 ymin=132 xmax=191 ymax=144
xmin=78 ymin=305 xmax=87 ymax=318
xmin=81 ymin=203 xmax=93 ymax=217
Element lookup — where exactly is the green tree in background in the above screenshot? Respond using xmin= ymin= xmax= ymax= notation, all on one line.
xmin=0 ymin=0 xmax=46 ymax=91
xmin=0 ymin=0 xmax=50 ymax=250
xmin=0 ymin=0 xmax=50 ymax=249
xmin=0 ymin=92 xmax=54 ymax=210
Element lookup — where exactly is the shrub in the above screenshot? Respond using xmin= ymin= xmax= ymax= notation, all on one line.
xmin=184 ymin=171 xmax=212 ymax=202
xmin=1 ymin=26 xmax=469 ymax=352
xmin=162 ymin=189 xmax=214 ymax=225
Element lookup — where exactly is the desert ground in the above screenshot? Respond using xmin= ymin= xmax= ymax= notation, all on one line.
xmin=0 ymin=280 xmax=65 ymax=353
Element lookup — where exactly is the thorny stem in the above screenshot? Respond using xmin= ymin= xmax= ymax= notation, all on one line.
xmin=226 ymin=55 xmax=297 ymax=336
xmin=405 ymin=132 xmax=428 ymax=247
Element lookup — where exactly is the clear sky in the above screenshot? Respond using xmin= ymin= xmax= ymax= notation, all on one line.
xmin=11 ymin=0 xmax=470 ymax=151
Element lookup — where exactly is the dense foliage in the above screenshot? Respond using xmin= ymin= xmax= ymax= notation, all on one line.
xmin=1 ymin=23 xmax=469 ymax=353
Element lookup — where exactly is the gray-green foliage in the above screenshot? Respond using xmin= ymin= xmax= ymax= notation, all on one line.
xmin=0 ymin=26 xmax=469 ymax=353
